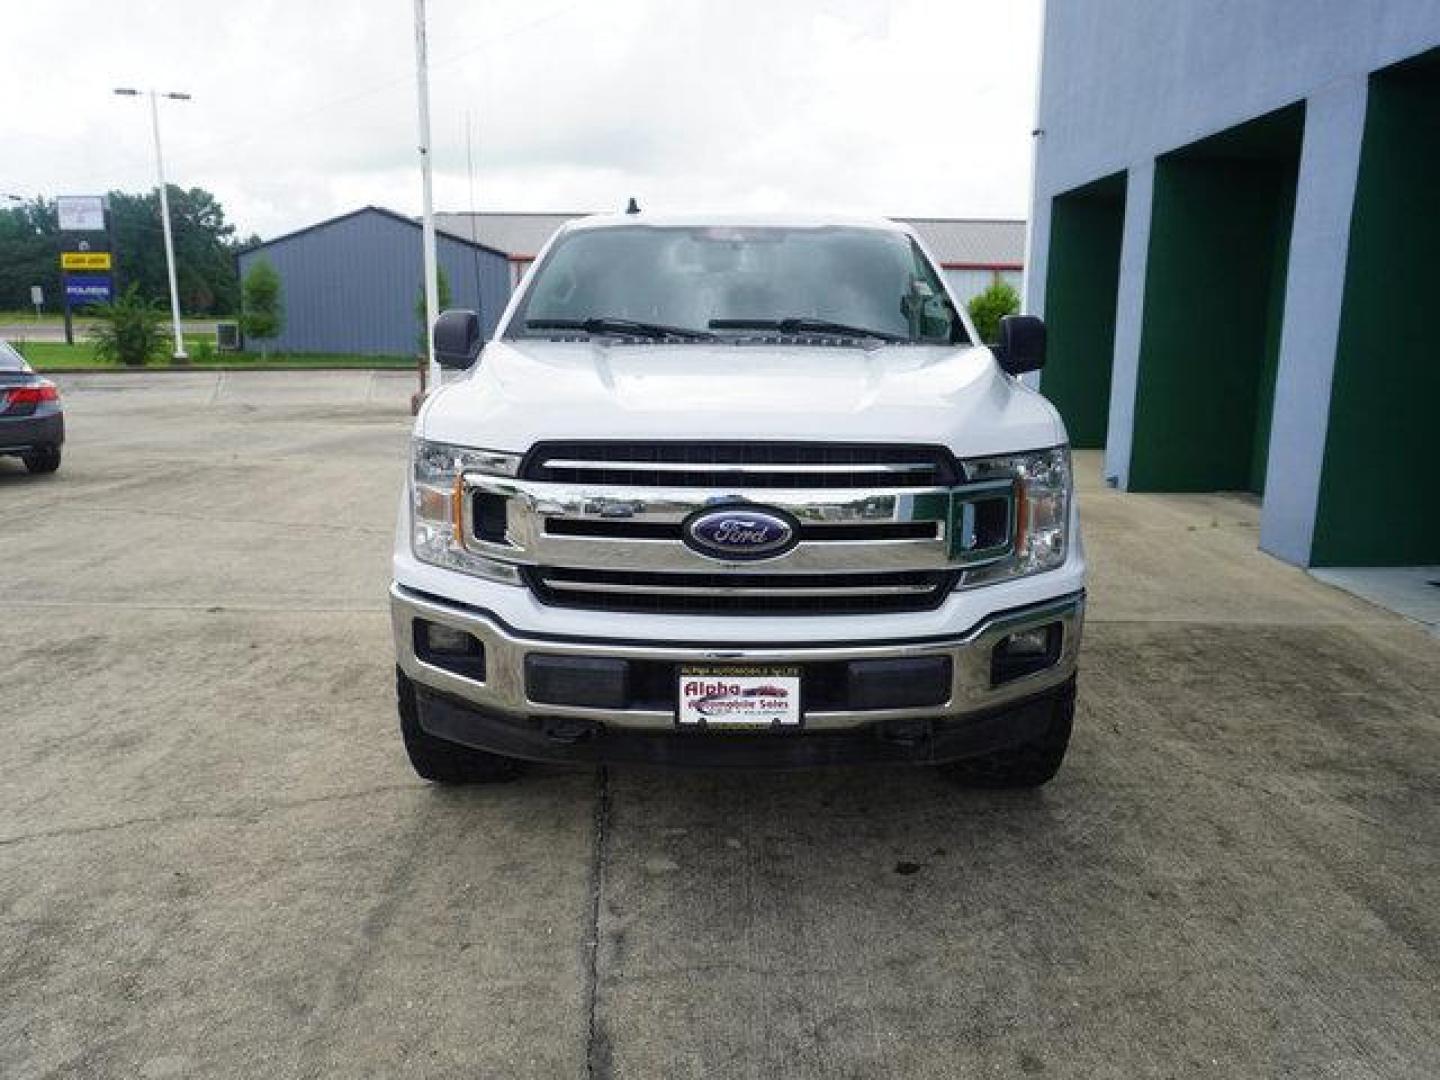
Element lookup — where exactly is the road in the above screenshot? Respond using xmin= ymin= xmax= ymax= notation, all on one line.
xmin=0 ymin=321 xmax=220 ymax=344
xmin=2 ymin=372 xmax=1437 ymax=1078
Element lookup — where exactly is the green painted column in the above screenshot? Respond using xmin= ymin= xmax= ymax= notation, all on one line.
xmin=1311 ymin=54 xmax=1440 ymax=565
xmin=1040 ymin=175 xmax=1127 ymax=449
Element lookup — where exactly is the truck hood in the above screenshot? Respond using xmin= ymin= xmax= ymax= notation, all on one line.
xmin=419 ymin=340 xmax=1064 ymax=458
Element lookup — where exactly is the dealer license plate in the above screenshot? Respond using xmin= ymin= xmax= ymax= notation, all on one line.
xmin=677 ymin=665 xmax=802 ymax=729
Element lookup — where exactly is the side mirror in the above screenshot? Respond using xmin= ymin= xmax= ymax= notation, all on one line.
xmin=993 ymin=314 xmax=1046 ymax=375
xmin=433 ymin=309 xmax=483 ymax=369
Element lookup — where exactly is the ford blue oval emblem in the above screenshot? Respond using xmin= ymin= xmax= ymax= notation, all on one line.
xmin=682 ymin=505 xmax=799 ymax=561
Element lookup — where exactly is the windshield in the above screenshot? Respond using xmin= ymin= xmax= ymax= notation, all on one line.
xmin=0 ymin=341 xmax=30 ymax=371
xmin=506 ymin=225 xmax=968 ymax=345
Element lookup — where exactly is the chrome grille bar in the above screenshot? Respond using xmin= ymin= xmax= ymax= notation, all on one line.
xmin=538 ymin=459 xmax=941 ymax=475
xmin=541 ymin=579 xmax=938 ymax=597
xmin=461 ymin=475 xmax=1014 ymax=574
xmin=520 ymin=441 xmax=962 ymax=490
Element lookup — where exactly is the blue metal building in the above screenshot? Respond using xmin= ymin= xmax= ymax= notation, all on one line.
xmin=1026 ymin=0 xmax=1440 ymax=569
xmin=235 ymin=206 xmax=511 ymax=357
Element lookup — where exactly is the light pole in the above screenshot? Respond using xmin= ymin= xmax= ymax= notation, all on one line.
xmin=413 ymin=0 xmax=441 ymax=392
xmin=115 ymin=87 xmax=191 ymax=363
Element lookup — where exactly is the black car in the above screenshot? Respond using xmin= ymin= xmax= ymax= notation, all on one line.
xmin=0 ymin=341 xmax=63 ymax=474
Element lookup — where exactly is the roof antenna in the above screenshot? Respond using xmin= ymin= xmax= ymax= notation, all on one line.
xmin=625 ymin=196 xmax=641 ymax=215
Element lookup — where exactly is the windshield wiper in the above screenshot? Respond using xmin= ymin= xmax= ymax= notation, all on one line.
xmin=526 ymin=317 xmax=715 ymax=341
xmin=709 ymin=317 xmax=909 ymax=343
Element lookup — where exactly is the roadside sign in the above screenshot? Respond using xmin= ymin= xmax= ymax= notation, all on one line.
xmin=30 ymin=285 xmax=44 ymax=306
xmin=57 ymin=195 xmax=106 ymax=232
xmin=65 ymin=275 xmax=113 ymax=304
xmin=61 ymin=251 xmax=111 ymax=270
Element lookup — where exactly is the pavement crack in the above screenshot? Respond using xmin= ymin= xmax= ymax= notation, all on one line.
xmin=584 ymin=766 xmax=614 ymax=1080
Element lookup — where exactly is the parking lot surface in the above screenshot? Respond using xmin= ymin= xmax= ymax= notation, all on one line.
xmin=2 ymin=371 xmax=1438 ymax=1079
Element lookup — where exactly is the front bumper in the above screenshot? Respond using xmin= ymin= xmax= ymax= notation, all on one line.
xmin=0 ymin=410 xmax=64 ymax=456
xmin=391 ymin=582 xmax=1084 ymax=765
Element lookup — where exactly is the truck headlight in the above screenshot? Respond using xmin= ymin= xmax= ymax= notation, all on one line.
xmin=961 ymin=445 xmax=1071 ymax=585
xmin=411 ymin=439 xmax=523 ymax=583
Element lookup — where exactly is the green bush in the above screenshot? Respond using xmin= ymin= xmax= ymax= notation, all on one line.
xmin=191 ymin=338 xmax=217 ymax=363
xmin=241 ymin=259 xmax=284 ymax=357
xmin=966 ymin=279 xmax=1021 ymax=344
xmin=90 ymin=285 xmax=165 ymax=367
xmin=415 ymin=267 xmax=453 ymax=355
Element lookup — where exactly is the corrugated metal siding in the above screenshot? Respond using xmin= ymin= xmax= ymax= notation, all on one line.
xmin=435 ymin=212 xmax=579 ymax=258
xmin=237 ymin=209 xmax=510 ymax=356
xmin=906 ymin=219 xmax=1026 ymax=267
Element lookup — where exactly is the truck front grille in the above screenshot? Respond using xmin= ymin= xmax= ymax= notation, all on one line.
xmin=466 ymin=441 xmax=1012 ymax=617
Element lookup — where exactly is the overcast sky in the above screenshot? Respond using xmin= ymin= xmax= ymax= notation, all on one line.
xmin=2 ymin=0 xmax=1042 ymax=240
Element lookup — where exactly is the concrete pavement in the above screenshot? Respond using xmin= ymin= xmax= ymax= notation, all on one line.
xmin=2 ymin=372 xmax=1437 ymax=1078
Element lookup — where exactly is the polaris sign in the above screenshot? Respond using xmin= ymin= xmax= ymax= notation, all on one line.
xmin=682 ymin=505 xmax=799 ymax=561
xmin=64 ymin=275 xmax=113 ymax=304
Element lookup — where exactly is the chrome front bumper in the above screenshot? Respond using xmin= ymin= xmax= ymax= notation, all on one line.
xmin=390 ymin=583 xmax=1084 ymax=732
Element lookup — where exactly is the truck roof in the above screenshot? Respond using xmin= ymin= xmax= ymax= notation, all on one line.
xmin=559 ymin=211 xmax=919 ymax=237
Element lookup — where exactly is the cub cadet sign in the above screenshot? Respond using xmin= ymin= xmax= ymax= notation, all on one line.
xmin=61 ymin=252 xmax=112 ymax=271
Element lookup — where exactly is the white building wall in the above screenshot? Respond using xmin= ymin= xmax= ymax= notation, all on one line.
xmin=1029 ymin=0 xmax=1440 ymax=243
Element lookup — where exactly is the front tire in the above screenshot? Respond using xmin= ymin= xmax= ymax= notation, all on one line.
xmin=396 ymin=667 xmax=522 ymax=783
xmin=943 ymin=678 xmax=1076 ymax=789
xmin=23 ymin=446 xmax=61 ymax=474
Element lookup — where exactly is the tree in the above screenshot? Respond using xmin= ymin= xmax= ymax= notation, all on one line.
xmin=107 ymin=186 xmax=243 ymax=316
xmin=0 ymin=199 xmax=60 ymax=312
xmin=415 ymin=266 xmax=454 ymax=355
xmin=0 ymin=187 xmax=248 ymax=315
xmin=91 ymin=285 xmax=165 ymax=367
xmin=241 ymin=259 xmax=284 ymax=357
xmin=967 ymin=279 xmax=1021 ymax=345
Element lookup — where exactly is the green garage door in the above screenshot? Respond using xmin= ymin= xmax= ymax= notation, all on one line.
xmin=1041 ymin=173 xmax=1127 ymax=449
xmin=1129 ymin=105 xmax=1304 ymax=494
xmin=1311 ymin=49 xmax=1440 ymax=566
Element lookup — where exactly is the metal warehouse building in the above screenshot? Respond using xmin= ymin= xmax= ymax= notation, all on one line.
xmin=236 ymin=207 xmax=511 ymax=357
xmin=1026 ymin=0 xmax=1440 ymax=569
xmin=434 ymin=212 xmax=1025 ymax=306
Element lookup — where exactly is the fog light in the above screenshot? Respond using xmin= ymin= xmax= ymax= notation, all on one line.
xmin=991 ymin=622 xmax=1061 ymax=685
xmin=425 ymin=622 xmax=475 ymax=654
xmin=414 ymin=619 xmax=486 ymax=680
xmin=1005 ymin=627 xmax=1052 ymax=656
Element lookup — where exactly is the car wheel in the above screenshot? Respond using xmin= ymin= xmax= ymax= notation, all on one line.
xmin=396 ymin=667 xmax=522 ymax=783
xmin=942 ymin=678 xmax=1076 ymax=789
xmin=22 ymin=446 xmax=61 ymax=474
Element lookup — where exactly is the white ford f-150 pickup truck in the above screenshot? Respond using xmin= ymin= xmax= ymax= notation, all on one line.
xmin=391 ymin=213 xmax=1084 ymax=786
